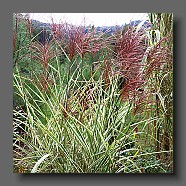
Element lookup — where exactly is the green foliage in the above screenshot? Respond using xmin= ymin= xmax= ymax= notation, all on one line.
xmin=13 ymin=13 xmax=173 ymax=173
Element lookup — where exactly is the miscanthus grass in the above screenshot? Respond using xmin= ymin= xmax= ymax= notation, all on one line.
xmin=13 ymin=13 xmax=173 ymax=173
xmin=13 ymin=62 xmax=172 ymax=173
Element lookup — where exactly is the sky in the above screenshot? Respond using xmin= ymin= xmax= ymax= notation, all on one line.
xmin=25 ymin=13 xmax=148 ymax=26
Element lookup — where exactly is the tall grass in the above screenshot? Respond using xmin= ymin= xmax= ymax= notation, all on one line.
xmin=13 ymin=13 xmax=173 ymax=173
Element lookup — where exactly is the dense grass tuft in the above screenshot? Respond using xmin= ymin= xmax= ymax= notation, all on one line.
xmin=13 ymin=13 xmax=173 ymax=173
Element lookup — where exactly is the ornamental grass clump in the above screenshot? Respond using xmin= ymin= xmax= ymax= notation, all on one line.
xmin=13 ymin=13 xmax=173 ymax=173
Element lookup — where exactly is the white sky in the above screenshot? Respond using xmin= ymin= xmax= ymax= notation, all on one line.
xmin=26 ymin=13 xmax=148 ymax=26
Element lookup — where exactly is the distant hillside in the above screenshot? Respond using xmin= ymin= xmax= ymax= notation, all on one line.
xmin=31 ymin=19 xmax=150 ymax=34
